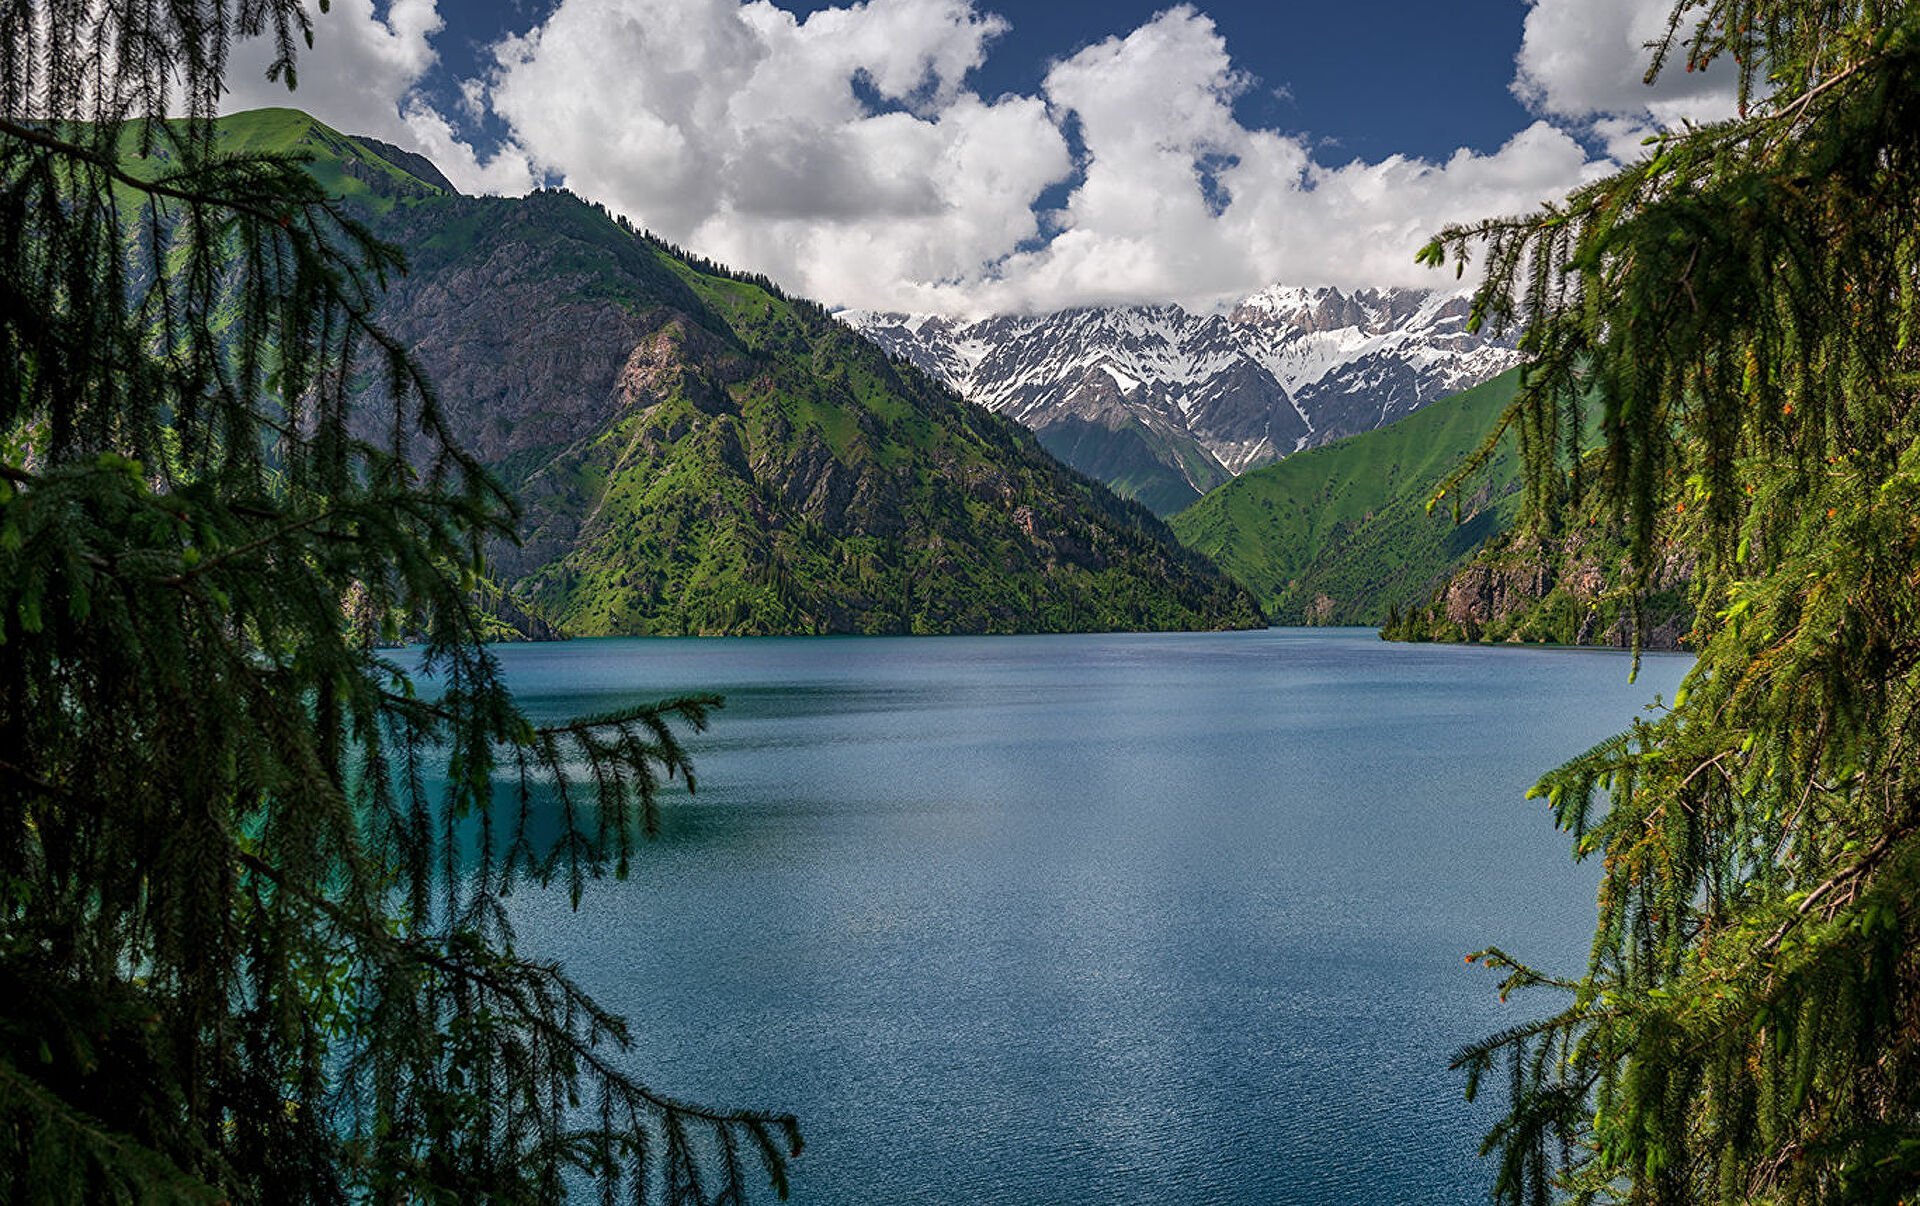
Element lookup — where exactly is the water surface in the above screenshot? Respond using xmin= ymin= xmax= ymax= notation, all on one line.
xmin=487 ymin=628 xmax=1689 ymax=1204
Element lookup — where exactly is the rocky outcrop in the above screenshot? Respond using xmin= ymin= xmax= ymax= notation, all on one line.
xmin=1386 ymin=516 xmax=1695 ymax=650
xmin=349 ymin=135 xmax=460 ymax=195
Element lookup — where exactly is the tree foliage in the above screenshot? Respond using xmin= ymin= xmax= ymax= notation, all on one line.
xmin=1422 ymin=2 xmax=1920 ymax=1201
xmin=0 ymin=3 xmax=796 ymax=1200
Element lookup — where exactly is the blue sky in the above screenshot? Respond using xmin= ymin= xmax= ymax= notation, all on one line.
xmin=221 ymin=0 xmax=1735 ymax=313
xmin=784 ymin=0 xmax=1544 ymax=164
xmin=407 ymin=0 xmax=1539 ymax=166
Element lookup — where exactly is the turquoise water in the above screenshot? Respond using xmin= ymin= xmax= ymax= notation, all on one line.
xmin=485 ymin=628 xmax=1689 ymax=1204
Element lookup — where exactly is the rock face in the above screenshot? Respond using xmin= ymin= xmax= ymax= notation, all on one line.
xmin=841 ymin=286 xmax=1522 ymax=515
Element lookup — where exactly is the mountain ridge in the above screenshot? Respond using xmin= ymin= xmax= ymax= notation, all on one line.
xmin=842 ymin=286 xmax=1522 ymax=514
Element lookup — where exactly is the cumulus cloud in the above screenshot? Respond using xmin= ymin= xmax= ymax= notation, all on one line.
xmin=482 ymin=0 xmax=1068 ymax=311
xmin=215 ymin=0 xmax=1631 ymax=314
xmin=1512 ymin=0 xmax=1740 ymax=150
xmin=964 ymin=12 xmax=1609 ymax=313
xmin=470 ymin=1 xmax=1614 ymax=313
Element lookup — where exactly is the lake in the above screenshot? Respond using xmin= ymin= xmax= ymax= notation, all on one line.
xmin=486 ymin=628 xmax=1690 ymax=1204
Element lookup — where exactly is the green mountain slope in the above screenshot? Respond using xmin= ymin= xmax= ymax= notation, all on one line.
xmin=118 ymin=108 xmax=451 ymax=209
xmin=1036 ymin=417 xmax=1229 ymax=517
xmin=179 ymin=110 xmax=1263 ymax=636
xmin=1169 ymin=369 xmax=1524 ymax=624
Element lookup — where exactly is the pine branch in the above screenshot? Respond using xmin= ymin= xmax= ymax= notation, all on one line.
xmin=0 ymin=1059 xmax=223 ymax=1203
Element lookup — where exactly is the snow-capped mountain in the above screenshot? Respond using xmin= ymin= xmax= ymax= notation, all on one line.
xmin=841 ymin=286 xmax=1521 ymax=515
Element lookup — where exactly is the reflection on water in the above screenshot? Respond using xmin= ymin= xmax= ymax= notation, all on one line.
xmin=433 ymin=629 xmax=1688 ymax=1205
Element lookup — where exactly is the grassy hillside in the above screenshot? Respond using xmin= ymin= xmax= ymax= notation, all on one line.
xmin=1170 ymin=368 xmax=1524 ymax=624
xmin=117 ymin=108 xmax=451 ymax=210
xmin=158 ymin=110 xmax=1263 ymax=636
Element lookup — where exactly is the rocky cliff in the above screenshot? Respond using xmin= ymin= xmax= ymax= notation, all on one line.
xmin=1381 ymin=503 xmax=1695 ymax=650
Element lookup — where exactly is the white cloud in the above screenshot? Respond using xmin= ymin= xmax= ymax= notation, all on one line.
xmin=906 ymin=9 xmax=1607 ymax=312
xmin=1512 ymin=0 xmax=1740 ymax=131
xmin=216 ymin=0 xmax=1630 ymax=315
xmin=484 ymin=0 xmax=1069 ymax=311
xmin=867 ymin=9 xmax=1605 ymax=311
xmin=471 ymin=1 xmax=1613 ymax=313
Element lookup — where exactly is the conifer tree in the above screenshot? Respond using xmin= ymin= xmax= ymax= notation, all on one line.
xmin=0 ymin=3 xmax=797 ymax=1200
xmin=1422 ymin=2 xmax=1920 ymax=1201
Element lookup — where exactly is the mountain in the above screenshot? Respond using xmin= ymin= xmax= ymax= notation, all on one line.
xmin=183 ymin=109 xmax=1264 ymax=636
xmin=841 ymin=287 xmax=1523 ymax=515
xmin=1168 ymin=369 xmax=1526 ymax=625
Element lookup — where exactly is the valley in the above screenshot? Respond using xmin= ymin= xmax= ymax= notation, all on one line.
xmin=174 ymin=109 xmax=1600 ymax=646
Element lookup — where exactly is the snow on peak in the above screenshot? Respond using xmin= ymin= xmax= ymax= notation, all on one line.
xmin=839 ymin=279 xmax=1519 ymax=478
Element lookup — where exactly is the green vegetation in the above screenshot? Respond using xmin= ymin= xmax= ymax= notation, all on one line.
xmin=1037 ymin=417 xmax=1229 ymax=517
xmin=1 ymin=7 xmax=794 ymax=1202
xmin=1421 ymin=4 xmax=1920 ymax=1201
xmin=1170 ymin=368 xmax=1522 ymax=624
xmin=1380 ymin=456 xmax=1695 ymax=649
xmin=116 ymin=108 xmax=451 ymax=213
xmin=505 ymin=284 xmax=1261 ymax=636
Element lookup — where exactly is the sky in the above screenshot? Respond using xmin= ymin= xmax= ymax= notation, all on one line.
xmin=218 ymin=0 xmax=1740 ymax=315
